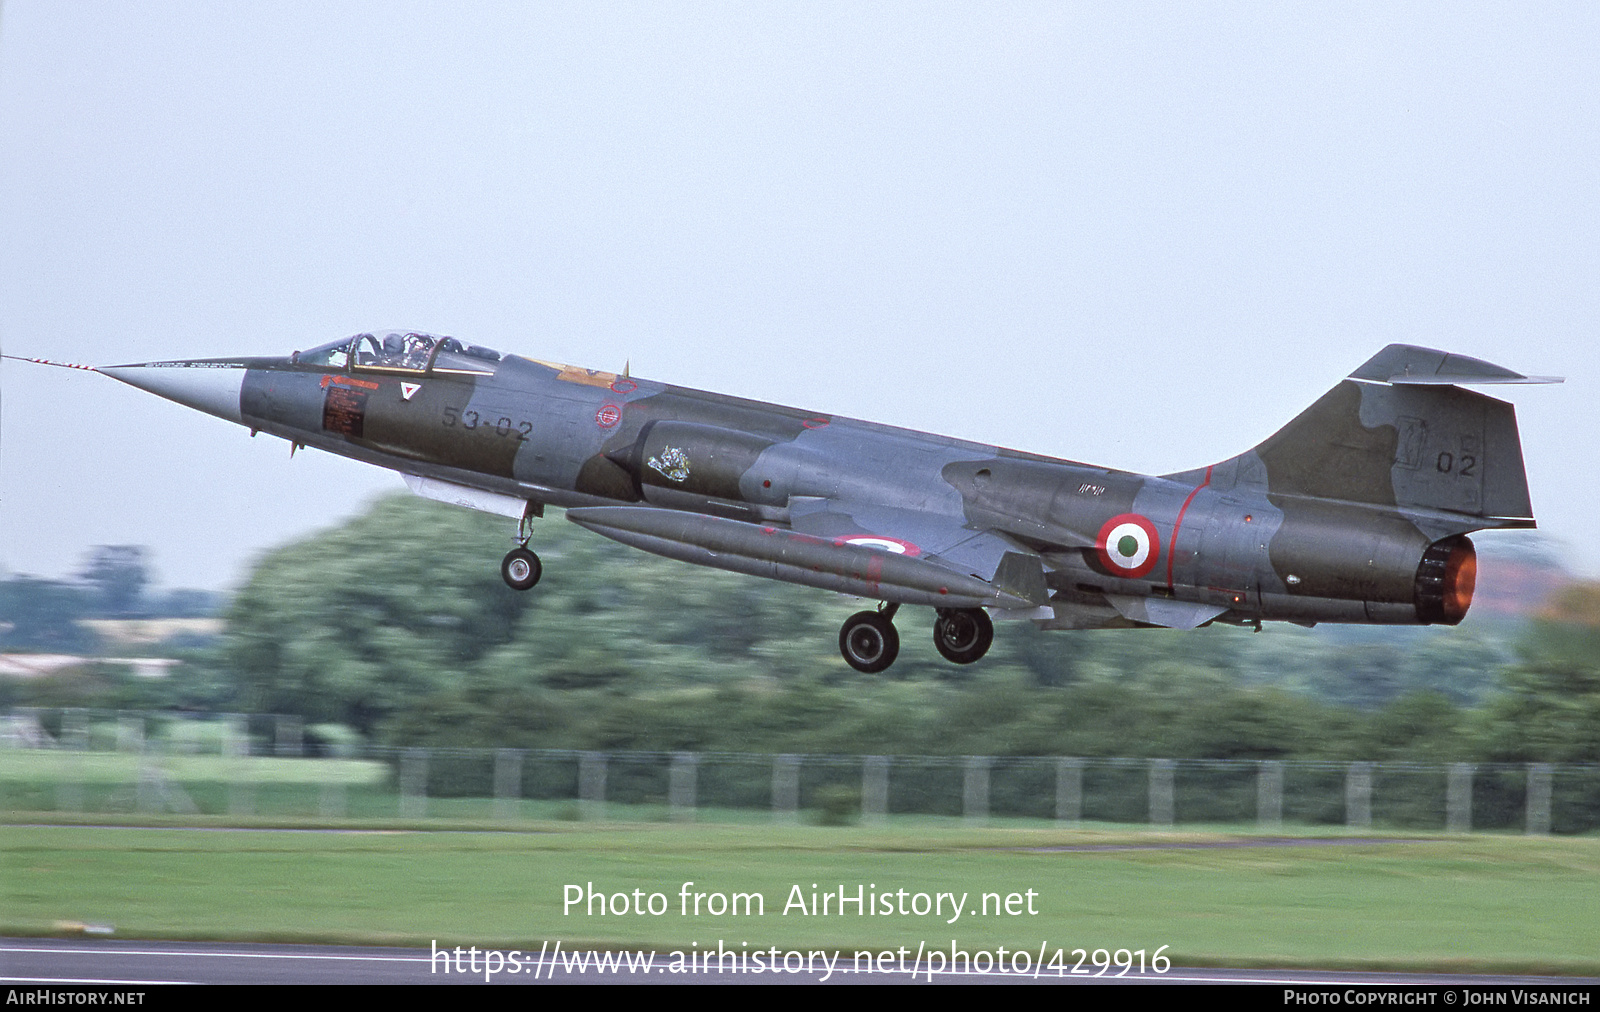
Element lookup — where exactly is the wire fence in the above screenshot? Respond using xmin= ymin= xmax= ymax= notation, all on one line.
xmin=3 ymin=707 xmax=1598 ymax=833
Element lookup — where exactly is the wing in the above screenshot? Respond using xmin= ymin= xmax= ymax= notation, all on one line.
xmin=566 ymin=500 xmax=1051 ymax=610
xmin=785 ymin=498 xmax=1051 ymax=610
xmin=791 ymin=501 xmax=1230 ymax=631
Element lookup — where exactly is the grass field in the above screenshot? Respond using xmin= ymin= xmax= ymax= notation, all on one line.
xmin=0 ymin=751 xmax=388 ymax=784
xmin=2 ymin=819 xmax=1596 ymax=974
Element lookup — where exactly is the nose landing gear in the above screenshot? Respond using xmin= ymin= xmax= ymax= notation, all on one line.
xmin=501 ymin=500 xmax=544 ymax=591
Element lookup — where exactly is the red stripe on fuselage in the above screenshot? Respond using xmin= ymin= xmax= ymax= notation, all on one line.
xmin=1166 ymin=465 xmax=1213 ymax=588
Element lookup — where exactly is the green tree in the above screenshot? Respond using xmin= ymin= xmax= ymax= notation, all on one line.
xmin=0 ymin=577 xmax=97 ymax=651
xmin=1479 ymin=583 xmax=1600 ymax=763
xmin=79 ymin=545 xmax=150 ymax=617
xmin=224 ymin=496 xmax=537 ymax=732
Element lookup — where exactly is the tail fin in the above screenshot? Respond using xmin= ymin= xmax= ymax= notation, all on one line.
xmin=1192 ymin=345 xmax=1560 ymax=528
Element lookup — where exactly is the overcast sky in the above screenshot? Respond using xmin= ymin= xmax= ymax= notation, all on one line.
xmin=1 ymin=3 xmax=1594 ymax=592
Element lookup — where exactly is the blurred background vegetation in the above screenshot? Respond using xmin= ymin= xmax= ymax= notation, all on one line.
xmin=3 ymin=494 xmax=1597 ymax=765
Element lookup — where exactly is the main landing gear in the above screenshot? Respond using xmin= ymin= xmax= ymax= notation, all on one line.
xmin=933 ymin=607 xmax=994 ymax=665
xmin=837 ymin=604 xmax=995 ymax=673
xmin=501 ymin=546 xmax=542 ymax=591
xmin=839 ymin=605 xmax=900 ymax=673
xmin=501 ymin=501 xmax=544 ymax=591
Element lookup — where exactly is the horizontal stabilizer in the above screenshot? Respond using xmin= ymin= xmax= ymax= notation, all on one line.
xmin=1349 ymin=345 xmax=1563 ymax=386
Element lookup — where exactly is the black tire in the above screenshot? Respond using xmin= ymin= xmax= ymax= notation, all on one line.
xmin=933 ymin=608 xmax=993 ymax=664
xmin=501 ymin=547 xmax=542 ymax=591
xmin=839 ymin=610 xmax=900 ymax=673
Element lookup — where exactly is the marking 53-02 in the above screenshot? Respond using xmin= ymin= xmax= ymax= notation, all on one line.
xmin=443 ymin=406 xmax=532 ymax=441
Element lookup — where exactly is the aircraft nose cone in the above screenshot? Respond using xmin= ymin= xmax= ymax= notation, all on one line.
xmin=97 ymin=362 xmax=246 ymax=424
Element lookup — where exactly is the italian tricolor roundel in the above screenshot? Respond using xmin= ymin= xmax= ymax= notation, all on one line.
xmin=1095 ymin=513 xmax=1160 ymax=579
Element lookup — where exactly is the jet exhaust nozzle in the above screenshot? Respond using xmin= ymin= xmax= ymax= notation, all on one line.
xmin=1415 ymin=535 xmax=1476 ymax=625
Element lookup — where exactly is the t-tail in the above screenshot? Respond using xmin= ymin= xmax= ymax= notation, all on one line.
xmin=1167 ymin=345 xmax=1561 ymax=626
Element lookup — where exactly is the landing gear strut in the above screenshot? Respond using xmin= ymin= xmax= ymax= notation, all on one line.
xmin=839 ymin=604 xmax=900 ymax=673
xmin=933 ymin=607 xmax=993 ymax=664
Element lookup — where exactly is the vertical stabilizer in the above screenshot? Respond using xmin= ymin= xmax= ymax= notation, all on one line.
xmin=1191 ymin=345 xmax=1559 ymax=525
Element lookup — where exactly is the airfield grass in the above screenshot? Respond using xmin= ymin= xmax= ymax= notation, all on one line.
xmin=2 ymin=818 xmax=1597 ymax=975
xmin=0 ymin=752 xmax=389 ymax=785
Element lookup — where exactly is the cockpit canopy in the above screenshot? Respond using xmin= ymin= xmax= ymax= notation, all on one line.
xmin=295 ymin=331 xmax=503 ymax=375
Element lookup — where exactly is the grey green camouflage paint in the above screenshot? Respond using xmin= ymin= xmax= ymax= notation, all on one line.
xmin=89 ymin=335 xmax=1556 ymax=668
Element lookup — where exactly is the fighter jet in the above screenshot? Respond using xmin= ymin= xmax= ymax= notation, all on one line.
xmin=23 ymin=335 xmax=1559 ymax=672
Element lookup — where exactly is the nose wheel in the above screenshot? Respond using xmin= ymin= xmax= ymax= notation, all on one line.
xmin=839 ymin=608 xmax=900 ymax=673
xmin=933 ymin=608 xmax=993 ymax=664
xmin=501 ymin=547 xmax=542 ymax=591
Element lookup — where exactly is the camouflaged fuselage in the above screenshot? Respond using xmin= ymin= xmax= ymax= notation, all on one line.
xmin=96 ymin=338 xmax=1550 ymax=641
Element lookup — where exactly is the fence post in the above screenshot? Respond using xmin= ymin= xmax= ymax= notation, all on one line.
xmin=131 ymin=711 xmax=157 ymax=812
xmin=117 ymin=711 xmax=144 ymax=754
xmin=400 ymin=747 xmax=428 ymax=818
xmin=225 ymin=713 xmax=253 ymax=815
xmin=579 ymin=751 xmax=607 ymax=821
xmin=1149 ymin=759 xmax=1174 ymax=827
xmin=963 ymin=757 xmax=991 ymax=825
xmin=10 ymin=706 xmax=44 ymax=746
xmin=1056 ymin=758 xmax=1083 ymax=826
xmin=494 ymin=748 xmax=524 ymax=820
xmin=863 ymin=756 xmax=889 ymax=826
xmin=1446 ymin=763 xmax=1474 ymax=833
xmin=63 ymin=708 xmax=88 ymax=752
xmin=58 ymin=708 xmax=87 ymax=813
xmin=1526 ymin=763 xmax=1552 ymax=836
xmin=276 ymin=714 xmax=303 ymax=758
xmin=1257 ymin=761 xmax=1283 ymax=830
xmin=773 ymin=755 xmax=799 ymax=824
xmin=224 ymin=713 xmax=249 ymax=757
xmin=670 ymin=752 xmax=698 ymax=823
xmin=1346 ymin=762 xmax=1373 ymax=830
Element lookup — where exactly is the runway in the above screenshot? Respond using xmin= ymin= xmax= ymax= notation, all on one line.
xmin=5 ymin=938 xmax=1598 ymax=987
